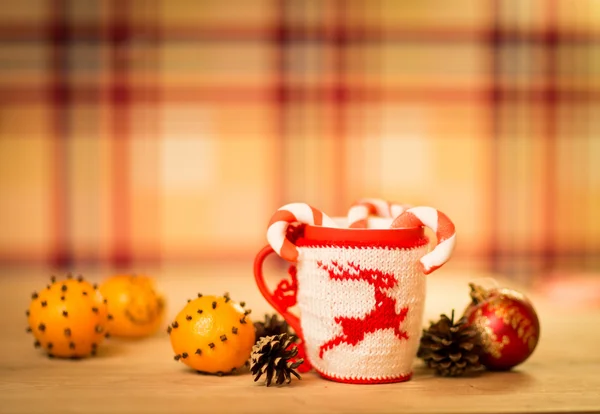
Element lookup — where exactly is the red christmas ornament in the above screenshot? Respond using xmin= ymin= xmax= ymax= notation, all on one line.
xmin=463 ymin=284 xmax=540 ymax=371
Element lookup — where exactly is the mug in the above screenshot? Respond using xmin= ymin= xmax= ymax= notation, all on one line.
xmin=254 ymin=203 xmax=456 ymax=384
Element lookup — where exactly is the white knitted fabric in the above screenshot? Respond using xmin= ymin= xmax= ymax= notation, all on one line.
xmin=296 ymin=244 xmax=428 ymax=381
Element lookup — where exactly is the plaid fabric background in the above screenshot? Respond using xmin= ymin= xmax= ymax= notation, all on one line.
xmin=1 ymin=0 xmax=599 ymax=277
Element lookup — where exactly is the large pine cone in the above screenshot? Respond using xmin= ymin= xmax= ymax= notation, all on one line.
xmin=250 ymin=333 xmax=303 ymax=386
xmin=417 ymin=311 xmax=483 ymax=377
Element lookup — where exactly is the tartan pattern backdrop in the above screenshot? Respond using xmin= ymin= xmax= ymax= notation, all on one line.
xmin=1 ymin=0 xmax=599 ymax=276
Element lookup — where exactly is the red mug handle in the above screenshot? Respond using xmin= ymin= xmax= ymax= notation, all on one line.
xmin=253 ymin=245 xmax=311 ymax=372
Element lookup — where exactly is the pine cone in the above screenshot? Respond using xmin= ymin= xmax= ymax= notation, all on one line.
xmin=251 ymin=333 xmax=303 ymax=386
xmin=254 ymin=313 xmax=290 ymax=342
xmin=417 ymin=310 xmax=483 ymax=377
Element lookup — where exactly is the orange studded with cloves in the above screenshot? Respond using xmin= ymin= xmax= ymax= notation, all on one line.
xmin=26 ymin=274 xmax=110 ymax=358
xmin=100 ymin=274 xmax=165 ymax=338
xmin=169 ymin=293 xmax=254 ymax=375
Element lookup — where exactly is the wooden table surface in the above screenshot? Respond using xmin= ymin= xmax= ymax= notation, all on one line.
xmin=1 ymin=262 xmax=599 ymax=414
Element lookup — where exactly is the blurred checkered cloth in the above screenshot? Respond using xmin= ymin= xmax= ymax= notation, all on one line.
xmin=0 ymin=0 xmax=599 ymax=275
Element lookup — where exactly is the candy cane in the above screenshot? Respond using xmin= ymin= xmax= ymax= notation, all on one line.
xmin=347 ymin=198 xmax=412 ymax=228
xmin=391 ymin=207 xmax=456 ymax=275
xmin=267 ymin=203 xmax=338 ymax=263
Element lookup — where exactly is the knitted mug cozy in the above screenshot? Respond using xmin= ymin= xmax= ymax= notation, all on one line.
xmin=296 ymin=244 xmax=428 ymax=383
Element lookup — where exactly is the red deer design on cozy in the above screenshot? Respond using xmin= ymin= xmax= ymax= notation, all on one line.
xmin=316 ymin=261 xmax=409 ymax=358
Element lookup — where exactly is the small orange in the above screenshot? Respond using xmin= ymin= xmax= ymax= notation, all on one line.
xmin=27 ymin=274 xmax=110 ymax=358
xmin=99 ymin=274 xmax=165 ymax=338
xmin=169 ymin=293 xmax=254 ymax=375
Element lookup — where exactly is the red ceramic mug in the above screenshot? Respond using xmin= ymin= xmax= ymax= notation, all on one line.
xmin=254 ymin=208 xmax=455 ymax=384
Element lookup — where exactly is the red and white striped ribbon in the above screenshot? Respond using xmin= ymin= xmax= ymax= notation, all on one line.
xmin=391 ymin=207 xmax=456 ymax=275
xmin=267 ymin=203 xmax=338 ymax=262
xmin=347 ymin=198 xmax=412 ymax=228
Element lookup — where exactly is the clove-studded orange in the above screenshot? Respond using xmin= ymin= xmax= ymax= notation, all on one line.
xmin=169 ymin=293 xmax=254 ymax=375
xmin=99 ymin=274 xmax=165 ymax=338
xmin=26 ymin=274 xmax=110 ymax=358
